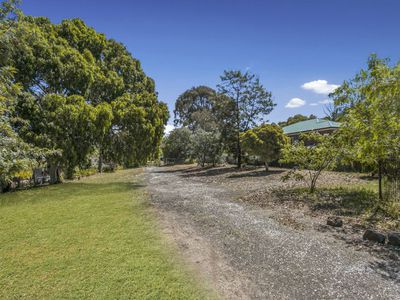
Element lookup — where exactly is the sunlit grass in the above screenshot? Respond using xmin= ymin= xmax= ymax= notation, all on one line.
xmin=285 ymin=178 xmax=399 ymax=229
xmin=0 ymin=169 xmax=209 ymax=299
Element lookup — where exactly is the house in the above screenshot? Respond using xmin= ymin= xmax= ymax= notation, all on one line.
xmin=282 ymin=118 xmax=341 ymax=141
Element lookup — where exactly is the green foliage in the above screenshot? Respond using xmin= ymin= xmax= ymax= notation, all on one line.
xmin=192 ymin=129 xmax=223 ymax=167
xmin=77 ymin=168 xmax=97 ymax=177
xmin=241 ymin=124 xmax=288 ymax=171
xmin=332 ymin=55 xmax=400 ymax=166
xmin=174 ymin=86 xmax=219 ymax=131
xmin=15 ymin=93 xmax=97 ymax=178
xmin=280 ymin=132 xmax=339 ymax=193
xmin=217 ymin=70 xmax=275 ymax=166
xmin=331 ymin=55 xmax=400 ymax=199
xmin=277 ymin=114 xmax=317 ymax=127
xmin=217 ymin=70 xmax=275 ymax=132
xmin=161 ymin=127 xmax=193 ymax=163
xmin=0 ymin=63 xmax=42 ymax=191
xmin=0 ymin=0 xmax=20 ymax=22
xmin=0 ymin=11 xmax=168 ymax=183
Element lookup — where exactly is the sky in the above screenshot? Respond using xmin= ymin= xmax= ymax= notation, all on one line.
xmin=20 ymin=0 xmax=400 ymax=129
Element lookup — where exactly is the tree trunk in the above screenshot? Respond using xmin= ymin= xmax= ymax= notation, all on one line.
xmin=65 ymin=165 xmax=75 ymax=180
xmin=264 ymin=161 xmax=269 ymax=173
xmin=237 ymin=132 xmax=242 ymax=168
xmin=1 ymin=182 xmax=11 ymax=193
xmin=378 ymin=160 xmax=383 ymax=201
xmin=98 ymin=152 xmax=103 ymax=173
xmin=236 ymin=90 xmax=241 ymax=169
xmin=310 ymin=177 xmax=316 ymax=193
xmin=49 ymin=164 xmax=61 ymax=184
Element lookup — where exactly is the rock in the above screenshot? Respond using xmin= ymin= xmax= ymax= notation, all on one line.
xmin=327 ymin=216 xmax=343 ymax=227
xmin=387 ymin=232 xmax=400 ymax=246
xmin=363 ymin=229 xmax=386 ymax=244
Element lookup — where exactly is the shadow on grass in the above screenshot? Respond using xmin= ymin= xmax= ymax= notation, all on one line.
xmin=274 ymin=187 xmax=378 ymax=217
xmin=0 ymin=181 xmax=145 ymax=207
xmin=359 ymin=175 xmax=378 ymax=181
xmin=311 ymin=188 xmax=378 ymax=216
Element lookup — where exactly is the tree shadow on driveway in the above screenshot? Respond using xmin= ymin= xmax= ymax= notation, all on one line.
xmin=176 ymin=165 xmax=285 ymax=179
xmin=227 ymin=169 xmax=285 ymax=178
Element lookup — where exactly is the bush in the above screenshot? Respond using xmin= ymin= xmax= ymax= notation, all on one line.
xmin=79 ymin=168 xmax=98 ymax=177
xmin=280 ymin=132 xmax=338 ymax=193
xmin=192 ymin=129 xmax=223 ymax=167
xmin=161 ymin=127 xmax=193 ymax=163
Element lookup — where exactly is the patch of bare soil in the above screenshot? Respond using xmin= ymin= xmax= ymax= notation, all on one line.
xmin=153 ymin=209 xmax=254 ymax=300
xmin=234 ymin=168 xmax=400 ymax=285
xmin=145 ymin=165 xmax=400 ymax=299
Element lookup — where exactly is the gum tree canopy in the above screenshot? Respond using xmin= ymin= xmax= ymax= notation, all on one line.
xmin=0 ymin=12 xmax=168 ymax=178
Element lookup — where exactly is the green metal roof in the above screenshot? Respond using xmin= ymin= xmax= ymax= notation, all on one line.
xmin=282 ymin=119 xmax=341 ymax=135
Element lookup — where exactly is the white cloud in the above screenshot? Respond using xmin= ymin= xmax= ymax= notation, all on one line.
xmin=301 ymin=80 xmax=339 ymax=95
xmin=318 ymin=99 xmax=334 ymax=104
xmin=309 ymin=99 xmax=334 ymax=106
xmin=164 ymin=124 xmax=175 ymax=135
xmin=286 ymin=98 xmax=306 ymax=108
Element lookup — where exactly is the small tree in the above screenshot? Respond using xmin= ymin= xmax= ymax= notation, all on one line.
xmin=241 ymin=124 xmax=288 ymax=172
xmin=192 ymin=129 xmax=223 ymax=167
xmin=331 ymin=55 xmax=400 ymax=200
xmin=161 ymin=127 xmax=193 ymax=163
xmin=280 ymin=132 xmax=338 ymax=193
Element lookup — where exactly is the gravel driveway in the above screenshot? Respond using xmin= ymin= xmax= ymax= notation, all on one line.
xmin=145 ymin=166 xmax=400 ymax=299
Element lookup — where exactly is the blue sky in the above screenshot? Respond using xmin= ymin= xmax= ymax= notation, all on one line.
xmin=20 ymin=0 xmax=400 ymax=126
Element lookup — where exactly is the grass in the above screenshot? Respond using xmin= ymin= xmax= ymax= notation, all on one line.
xmin=0 ymin=169 xmax=210 ymax=299
xmin=281 ymin=180 xmax=400 ymax=230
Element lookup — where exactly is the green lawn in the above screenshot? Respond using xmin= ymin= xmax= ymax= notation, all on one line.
xmin=0 ymin=169 xmax=209 ymax=299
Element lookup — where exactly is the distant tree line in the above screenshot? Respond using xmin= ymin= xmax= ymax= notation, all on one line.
xmin=0 ymin=1 xmax=168 ymax=191
xmin=164 ymin=55 xmax=400 ymax=207
xmin=277 ymin=114 xmax=317 ymax=127
xmin=164 ymin=70 xmax=278 ymax=168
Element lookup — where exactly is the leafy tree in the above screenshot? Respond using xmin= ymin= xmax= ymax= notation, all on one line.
xmin=161 ymin=127 xmax=193 ymax=163
xmin=0 ymin=2 xmax=45 ymax=191
xmin=1 ymin=13 xmax=168 ymax=180
xmin=174 ymin=86 xmax=219 ymax=131
xmin=93 ymin=102 xmax=113 ymax=172
xmin=280 ymin=132 xmax=338 ymax=193
xmin=0 ymin=0 xmax=20 ymax=23
xmin=217 ymin=70 xmax=275 ymax=167
xmin=173 ymin=85 xmax=236 ymax=158
xmin=278 ymin=114 xmax=317 ymax=127
xmin=15 ymin=93 xmax=98 ymax=179
xmin=331 ymin=55 xmax=400 ymax=200
xmin=241 ymin=124 xmax=288 ymax=172
xmin=0 ymin=67 xmax=35 ymax=191
xmin=110 ymin=93 xmax=169 ymax=167
xmin=192 ymin=129 xmax=223 ymax=167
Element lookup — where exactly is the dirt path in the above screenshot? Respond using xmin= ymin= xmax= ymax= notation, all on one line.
xmin=145 ymin=166 xmax=400 ymax=299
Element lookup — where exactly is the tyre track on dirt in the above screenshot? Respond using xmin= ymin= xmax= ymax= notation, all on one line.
xmin=145 ymin=166 xmax=400 ymax=299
